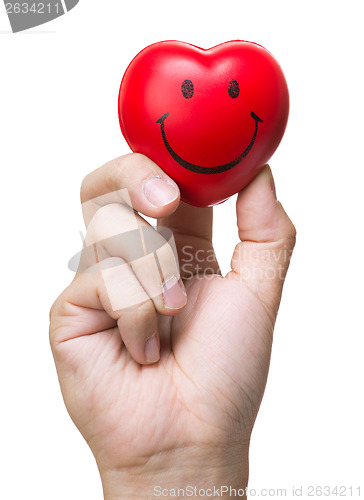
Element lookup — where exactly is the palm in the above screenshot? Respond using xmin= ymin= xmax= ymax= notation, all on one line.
xmin=58 ymin=246 xmax=273 ymax=469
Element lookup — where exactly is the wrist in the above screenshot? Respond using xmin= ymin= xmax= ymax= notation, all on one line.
xmin=99 ymin=444 xmax=249 ymax=499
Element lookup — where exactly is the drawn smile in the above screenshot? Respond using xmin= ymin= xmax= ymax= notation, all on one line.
xmin=156 ymin=111 xmax=263 ymax=175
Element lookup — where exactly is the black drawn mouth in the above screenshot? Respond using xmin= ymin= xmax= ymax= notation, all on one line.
xmin=156 ymin=111 xmax=263 ymax=175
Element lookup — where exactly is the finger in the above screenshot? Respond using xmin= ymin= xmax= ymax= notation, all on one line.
xmin=228 ymin=165 xmax=296 ymax=314
xmin=80 ymin=203 xmax=187 ymax=314
xmin=81 ymin=153 xmax=180 ymax=226
xmin=50 ymin=258 xmax=161 ymax=365
xmin=158 ymin=202 xmax=220 ymax=279
xmin=158 ymin=201 xmax=213 ymax=241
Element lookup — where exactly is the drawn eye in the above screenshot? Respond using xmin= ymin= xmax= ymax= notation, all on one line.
xmin=228 ymin=80 xmax=240 ymax=98
xmin=181 ymin=79 xmax=194 ymax=99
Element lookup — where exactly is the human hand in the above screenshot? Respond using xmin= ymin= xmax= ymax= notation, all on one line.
xmin=50 ymin=154 xmax=295 ymax=499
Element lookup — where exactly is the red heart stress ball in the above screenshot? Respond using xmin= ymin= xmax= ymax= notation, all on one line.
xmin=118 ymin=40 xmax=289 ymax=207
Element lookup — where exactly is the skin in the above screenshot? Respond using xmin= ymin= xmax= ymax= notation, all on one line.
xmin=49 ymin=153 xmax=296 ymax=499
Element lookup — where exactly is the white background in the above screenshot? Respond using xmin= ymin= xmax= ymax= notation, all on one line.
xmin=1 ymin=1 xmax=363 ymax=498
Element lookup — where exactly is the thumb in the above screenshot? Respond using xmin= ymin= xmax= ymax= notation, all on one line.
xmin=229 ymin=165 xmax=296 ymax=315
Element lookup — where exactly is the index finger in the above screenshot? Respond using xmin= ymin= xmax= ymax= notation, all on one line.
xmin=80 ymin=153 xmax=180 ymax=226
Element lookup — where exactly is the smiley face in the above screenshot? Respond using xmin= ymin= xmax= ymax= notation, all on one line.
xmin=156 ymin=78 xmax=263 ymax=175
xmin=157 ymin=110 xmax=263 ymax=175
xmin=119 ymin=41 xmax=289 ymax=207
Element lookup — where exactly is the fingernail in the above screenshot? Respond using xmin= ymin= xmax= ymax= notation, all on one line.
xmin=163 ymin=276 xmax=187 ymax=310
xmin=143 ymin=178 xmax=178 ymax=208
xmin=145 ymin=333 xmax=160 ymax=364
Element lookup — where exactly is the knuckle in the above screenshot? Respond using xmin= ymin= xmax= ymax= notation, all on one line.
xmin=155 ymin=240 xmax=179 ymax=273
xmin=86 ymin=203 xmax=135 ymax=245
xmin=108 ymin=155 xmax=130 ymax=182
xmin=112 ymin=153 xmax=146 ymax=180
xmin=49 ymin=296 xmax=59 ymax=322
xmin=80 ymin=173 xmax=90 ymax=203
xmin=122 ymin=152 xmax=160 ymax=178
xmin=118 ymin=297 xmax=157 ymax=331
xmin=100 ymin=256 xmax=126 ymax=267
xmin=48 ymin=293 xmax=67 ymax=346
xmin=286 ymin=213 xmax=297 ymax=239
xmin=128 ymin=296 xmax=155 ymax=315
xmin=92 ymin=202 xmax=121 ymax=221
xmin=285 ymin=219 xmax=297 ymax=249
xmin=278 ymin=203 xmax=297 ymax=248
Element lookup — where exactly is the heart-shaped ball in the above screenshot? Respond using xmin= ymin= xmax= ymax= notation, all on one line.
xmin=118 ymin=40 xmax=289 ymax=207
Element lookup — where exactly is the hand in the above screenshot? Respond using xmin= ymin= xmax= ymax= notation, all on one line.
xmin=50 ymin=154 xmax=296 ymax=499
